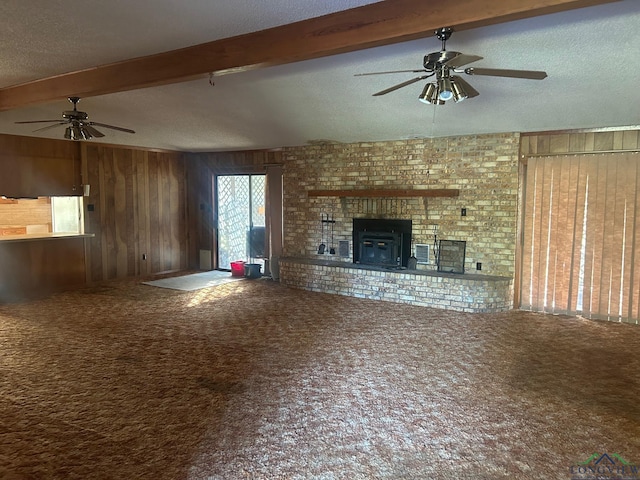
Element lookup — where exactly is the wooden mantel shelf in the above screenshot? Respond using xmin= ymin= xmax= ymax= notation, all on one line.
xmin=307 ymin=189 xmax=459 ymax=198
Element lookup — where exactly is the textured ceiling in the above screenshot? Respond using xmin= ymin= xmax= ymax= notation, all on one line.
xmin=0 ymin=0 xmax=638 ymax=152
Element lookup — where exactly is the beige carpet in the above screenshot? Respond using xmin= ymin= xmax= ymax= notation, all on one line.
xmin=142 ymin=270 xmax=243 ymax=291
xmin=1 ymin=275 xmax=639 ymax=479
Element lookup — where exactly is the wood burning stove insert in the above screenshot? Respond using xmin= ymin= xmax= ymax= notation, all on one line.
xmin=353 ymin=218 xmax=412 ymax=268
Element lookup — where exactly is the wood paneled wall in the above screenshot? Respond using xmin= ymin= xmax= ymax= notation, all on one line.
xmin=83 ymin=144 xmax=188 ymax=282
xmin=186 ymin=150 xmax=282 ymax=269
xmin=521 ymin=129 xmax=640 ymax=156
xmin=0 ymin=237 xmax=86 ymax=301
xmin=0 ymin=133 xmax=82 ymax=197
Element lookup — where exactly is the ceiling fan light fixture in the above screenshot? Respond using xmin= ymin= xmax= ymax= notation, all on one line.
xmin=72 ymin=125 xmax=82 ymax=140
xmin=359 ymin=28 xmax=547 ymax=104
xmin=432 ymin=84 xmax=445 ymax=105
xmin=418 ymin=83 xmax=437 ymax=104
xmin=65 ymin=125 xmax=82 ymax=140
xmin=451 ymin=78 xmax=468 ymax=103
xmin=16 ymin=96 xmax=135 ymax=140
xmin=418 ymin=83 xmax=443 ymax=105
xmin=438 ymin=77 xmax=454 ymax=101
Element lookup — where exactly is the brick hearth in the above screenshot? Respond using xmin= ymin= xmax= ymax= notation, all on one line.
xmin=279 ymin=257 xmax=513 ymax=313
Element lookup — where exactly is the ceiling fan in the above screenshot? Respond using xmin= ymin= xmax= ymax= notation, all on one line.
xmin=15 ymin=96 xmax=135 ymax=140
xmin=357 ymin=27 xmax=547 ymax=104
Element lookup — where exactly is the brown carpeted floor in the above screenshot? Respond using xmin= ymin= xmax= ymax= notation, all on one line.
xmin=1 ymin=275 xmax=639 ymax=479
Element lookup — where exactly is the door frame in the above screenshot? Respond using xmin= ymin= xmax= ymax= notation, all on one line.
xmin=213 ymin=173 xmax=266 ymax=271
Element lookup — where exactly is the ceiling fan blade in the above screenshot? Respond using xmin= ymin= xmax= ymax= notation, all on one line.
xmin=83 ymin=125 xmax=105 ymax=138
xmin=356 ymin=69 xmax=427 ymax=77
xmin=373 ymin=75 xmax=431 ymax=96
xmin=15 ymin=119 xmax=64 ymax=124
xmin=465 ymin=67 xmax=547 ymax=80
xmin=32 ymin=122 xmax=68 ymax=133
xmin=445 ymin=54 xmax=483 ymax=68
xmin=89 ymin=122 xmax=135 ymax=134
xmin=451 ymin=76 xmax=479 ymax=98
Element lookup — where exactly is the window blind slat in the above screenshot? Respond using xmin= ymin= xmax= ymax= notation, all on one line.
xmin=552 ymin=156 xmax=575 ymax=313
xmin=520 ymin=160 xmax=536 ymax=308
xmin=620 ymin=157 xmax=637 ymax=320
xmin=581 ymin=157 xmax=600 ymax=318
xmin=567 ymin=157 xmax=588 ymax=313
xmin=630 ymin=159 xmax=640 ymax=323
xmin=531 ymin=159 xmax=548 ymax=310
xmin=607 ymin=157 xmax=628 ymax=320
xmin=598 ymin=157 xmax=620 ymax=319
xmin=546 ymin=160 xmax=560 ymax=312
xmin=538 ymin=158 xmax=555 ymax=312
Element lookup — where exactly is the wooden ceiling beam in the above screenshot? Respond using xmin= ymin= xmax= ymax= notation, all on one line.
xmin=0 ymin=0 xmax=619 ymax=111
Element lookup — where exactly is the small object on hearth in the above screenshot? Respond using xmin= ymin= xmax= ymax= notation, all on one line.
xmin=230 ymin=261 xmax=245 ymax=277
xmin=318 ymin=213 xmax=326 ymax=254
xmin=407 ymin=256 xmax=418 ymax=270
xmin=437 ymin=240 xmax=466 ymax=274
xmin=244 ymin=263 xmax=262 ymax=279
xmin=329 ymin=213 xmax=335 ymax=254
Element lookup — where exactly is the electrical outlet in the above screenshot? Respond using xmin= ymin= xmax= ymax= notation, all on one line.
xmin=476 ymin=262 xmax=482 ymax=271
xmin=461 ymin=208 xmax=467 ymax=216
xmin=142 ymin=254 xmax=147 ymax=260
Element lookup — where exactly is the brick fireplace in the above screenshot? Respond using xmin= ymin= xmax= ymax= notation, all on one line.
xmin=279 ymin=133 xmax=520 ymax=311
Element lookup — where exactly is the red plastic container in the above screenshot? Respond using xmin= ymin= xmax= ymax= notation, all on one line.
xmin=230 ymin=261 xmax=245 ymax=277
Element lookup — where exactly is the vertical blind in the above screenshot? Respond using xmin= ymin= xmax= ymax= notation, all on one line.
xmin=520 ymin=153 xmax=639 ymax=323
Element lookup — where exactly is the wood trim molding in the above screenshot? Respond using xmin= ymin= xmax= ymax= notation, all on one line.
xmin=520 ymin=129 xmax=640 ymax=157
xmin=307 ymin=189 xmax=459 ymax=198
xmin=521 ymin=125 xmax=640 ymax=136
xmin=0 ymin=0 xmax=619 ymax=111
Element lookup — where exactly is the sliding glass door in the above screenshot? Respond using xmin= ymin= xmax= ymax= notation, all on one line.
xmin=216 ymin=174 xmax=266 ymax=270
